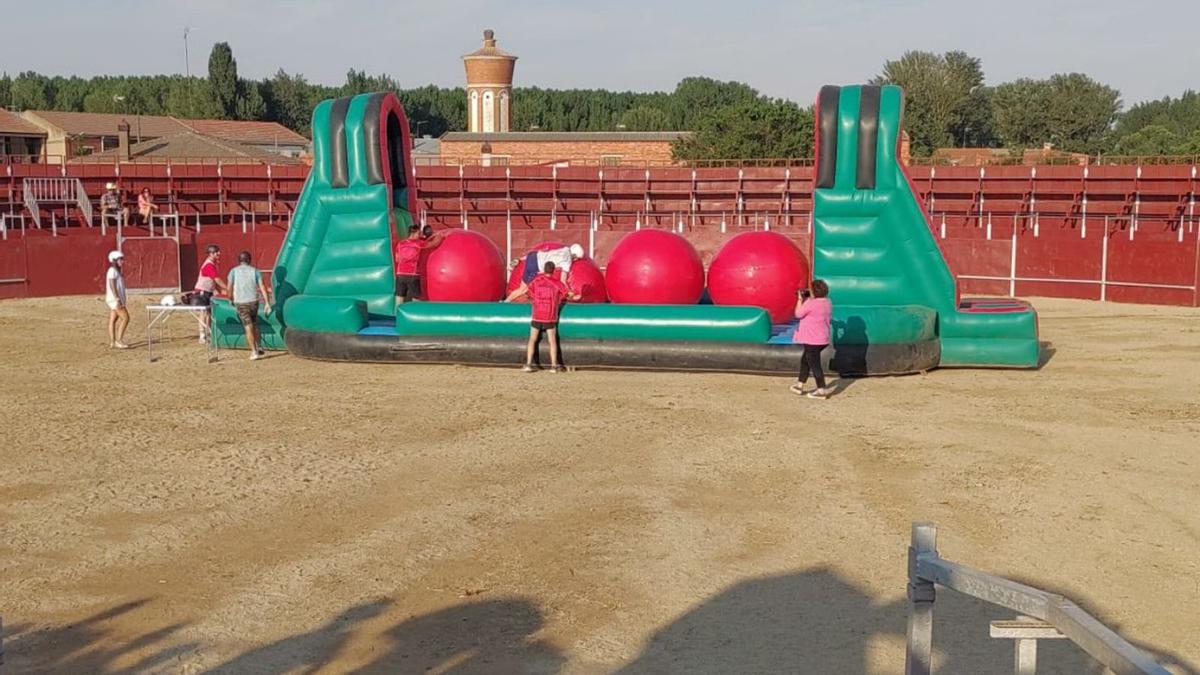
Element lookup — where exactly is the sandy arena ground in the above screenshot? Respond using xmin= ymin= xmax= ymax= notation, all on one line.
xmin=0 ymin=294 xmax=1197 ymax=674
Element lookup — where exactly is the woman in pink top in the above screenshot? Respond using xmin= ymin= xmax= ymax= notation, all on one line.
xmin=790 ymin=279 xmax=834 ymax=399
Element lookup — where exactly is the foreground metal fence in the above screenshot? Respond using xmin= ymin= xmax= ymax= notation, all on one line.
xmin=906 ymin=522 xmax=1169 ymax=675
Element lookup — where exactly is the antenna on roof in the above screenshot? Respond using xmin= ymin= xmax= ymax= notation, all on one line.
xmin=183 ymin=26 xmax=193 ymax=78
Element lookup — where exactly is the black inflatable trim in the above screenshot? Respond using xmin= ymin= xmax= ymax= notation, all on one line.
xmin=328 ymin=96 xmax=351 ymax=188
xmin=856 ymin=85 xmax=881 ymax=190
xmin=361 ymin=93 xmax=386 ymax=186
xmin=284 ymin=331 xmax=941 ymax=376
xmin=816 ymin=86 xmax=841 ymax=190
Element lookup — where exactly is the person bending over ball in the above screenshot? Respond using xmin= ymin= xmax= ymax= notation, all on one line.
xmin=506 ymin=243 xmax=585 ymax=302
xmin=790 ymin=279 xmax=834 ymax=399
xmin=523 ymin=261 xmax=581 ymax=373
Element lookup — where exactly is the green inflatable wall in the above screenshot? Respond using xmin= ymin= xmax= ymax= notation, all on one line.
xmin=812 ymin=85 xmax=1039 ymax=367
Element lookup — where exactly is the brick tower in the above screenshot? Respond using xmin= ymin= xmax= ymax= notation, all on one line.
xmin=463 ymin=29 xmax=517 ymax=133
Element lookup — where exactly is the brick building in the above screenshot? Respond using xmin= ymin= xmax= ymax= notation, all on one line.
xmin=439 ymin=29 xmax=690 ymax=165
xmin=439 ymin=131 xmax=689 ymax=165
xmin=463 ymin=29 xmax=516 ymax=133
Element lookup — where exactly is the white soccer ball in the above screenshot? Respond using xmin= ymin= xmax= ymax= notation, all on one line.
xmin=160 ymin=294 xmax=177 ymax=306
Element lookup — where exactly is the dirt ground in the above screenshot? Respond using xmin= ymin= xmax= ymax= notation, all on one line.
xmin=0 ymin=294 xmax=1197 ymax=674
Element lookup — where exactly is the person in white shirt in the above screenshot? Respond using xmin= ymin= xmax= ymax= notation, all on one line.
xmin=105 ymin=250 xmax=130 ymax=349
xmin=505 ymin=243 xmax=585 ymax=302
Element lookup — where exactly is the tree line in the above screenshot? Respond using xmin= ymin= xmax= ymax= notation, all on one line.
xmin=2 ymin=43 xmax=1197 ymax=160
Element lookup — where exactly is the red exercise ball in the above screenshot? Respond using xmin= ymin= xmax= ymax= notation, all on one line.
xmin=605 ymin=229 xmax=705 ymax=304
xmin=424 ymin=230 xmax=505 ymax=301
xmin=707 ymin=231 xmax=810 ymax=322
xmin=505 ymin=241 xmax=608 ymax=303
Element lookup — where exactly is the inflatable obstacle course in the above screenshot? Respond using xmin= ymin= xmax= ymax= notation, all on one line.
xmin=233 ymin=85 xmax=1035 ymax=375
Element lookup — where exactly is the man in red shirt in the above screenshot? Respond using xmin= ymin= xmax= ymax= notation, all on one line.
xmin=394 ymin=225 xmax=443 ymax=303
xmin=524 ymin=261 xmax=580 ymax=372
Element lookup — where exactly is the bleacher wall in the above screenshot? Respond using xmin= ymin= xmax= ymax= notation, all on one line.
xmin=2 ymin=162 xmax=1197 ymax=306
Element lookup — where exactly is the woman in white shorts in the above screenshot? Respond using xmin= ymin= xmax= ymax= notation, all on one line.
xmin=105 ymin=250 xmax=130 ymax=349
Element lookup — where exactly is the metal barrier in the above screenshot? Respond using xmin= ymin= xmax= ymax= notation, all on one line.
xmin=22 ymin=177 xmax=93 ymax=230
xmin=906 ymin=522 xmax=1169 ymax=675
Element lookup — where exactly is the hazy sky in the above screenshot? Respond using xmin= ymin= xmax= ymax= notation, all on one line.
xmin=5 ymin=0 xmax=1198 ymax=107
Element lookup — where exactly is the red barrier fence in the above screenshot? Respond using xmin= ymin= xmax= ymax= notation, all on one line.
xmin=2 ymin=162 xmax=1197 ymax=306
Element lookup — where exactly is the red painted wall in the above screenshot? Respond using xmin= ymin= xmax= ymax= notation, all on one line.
xmin=2 ymin=162 xmax=1197 ymax=306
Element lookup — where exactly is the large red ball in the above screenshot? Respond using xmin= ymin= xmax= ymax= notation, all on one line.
xmin=605 ymin=229 xmax=705 ymax=304
xmin=505 ymin=241 xmax=608 ymax=303
xmin=707 ymin=231 xmax=810 ymax=322
xmin=424 ymin=230 xmax=505 ymax=301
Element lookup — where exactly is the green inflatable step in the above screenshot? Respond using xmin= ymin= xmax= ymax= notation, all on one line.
xmin=396 ymin=302 xmax=772 ymax=343
xmin=211 ymin=299 xmax=286 ymax=351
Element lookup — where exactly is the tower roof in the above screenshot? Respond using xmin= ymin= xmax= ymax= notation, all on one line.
xmin=463 ymin=29 xmax=517 ymax=60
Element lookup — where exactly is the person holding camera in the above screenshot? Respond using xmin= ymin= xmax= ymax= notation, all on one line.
xmin=790 ymin=279 xmax=833 ymax=399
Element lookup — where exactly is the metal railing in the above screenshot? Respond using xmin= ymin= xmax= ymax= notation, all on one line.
xmin=22 ymin=177 xmax=93 ymax=230
xmin=906 ymin=522 xmax=1169 ymax=675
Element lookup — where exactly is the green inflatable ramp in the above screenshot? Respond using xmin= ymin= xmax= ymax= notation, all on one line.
xmin=812 ymin=85 xmax=1040 ymax=368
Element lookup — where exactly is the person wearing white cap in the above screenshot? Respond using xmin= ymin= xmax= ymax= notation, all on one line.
xmin=505 ymin=243 xmax=586 ymax=302
xmin=105 ymin=250 xmax=131 ymax=349
xmin=99 ymin=183 xmax=129 ymax=228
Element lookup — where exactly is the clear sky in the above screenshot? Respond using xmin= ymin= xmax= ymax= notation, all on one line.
xmin=4 ymin=0 xmax=1198 ymax=107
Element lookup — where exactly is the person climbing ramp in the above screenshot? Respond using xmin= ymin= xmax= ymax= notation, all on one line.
xmin=394 ymin=225 xmax=444 ymax=303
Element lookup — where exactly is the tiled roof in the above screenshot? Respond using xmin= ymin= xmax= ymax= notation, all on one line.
xmin=77 ymin=131 xmax=302 ymax=164
xmin=463 ymin=30 xmax=516 ymax=59
xmin=412 ymin=137 xmax=441 ymax=154
xmin=24 ymin=110 xmax=187 ymax=137
xmin=441 ymin=131 xmax=689 ymax=142
xmin=183 ymin=119 xmax=309 ymax=146
xmin=23 ymin=110 xmax=308 ymax=147
xmin=0 ymin=108 xmax=46 ymax=136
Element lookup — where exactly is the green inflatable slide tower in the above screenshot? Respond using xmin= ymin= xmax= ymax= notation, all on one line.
xmin=213 ymin=92 xmax=417 ymax=346
xmin=812 ymin=85 xmax=1039 ymax=367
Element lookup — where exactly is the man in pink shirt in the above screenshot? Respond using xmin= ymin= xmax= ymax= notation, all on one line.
xmin=394 ymin=225 xmax=444 ymax=303
xmin=790 ymin=279 xmax=834 ymax=399
xmin=523 ymin=261 xmax=580 ymax=372
xmin=190 ymin=244 xmax=229 ymax=343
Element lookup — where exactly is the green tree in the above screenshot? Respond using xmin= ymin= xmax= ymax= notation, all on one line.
xmin=1111 ymin=125 xmax=1182 ymax=156
xmin=261 ymin=69 xmax=318 ymax=135
xmin=235 ymin=79 xmax=267 ymax=120
xmin=10 ymin=71 xmax=50 ymax=111
xmin=208 ymin=42 xmax=238 ymax=118
xmin=668 ymin=77 xmax=758 ymax=129
xmin=873 ymin=50 xmax=990 ymax=155
xmin=673 ymin=98 xmax=813 ymax=161
xmin=992 ymin=74 xmax=1120 ymax=154
xmin=0 ymin=73 xmax=11 ymax=109
xmin=1111 ymin=90 xmax=1200 ymax=151
xmin=619 ymin=105 xmax=670 ymax=131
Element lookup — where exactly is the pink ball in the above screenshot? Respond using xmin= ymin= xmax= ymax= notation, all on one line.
xmin=505 ymin=241 xmax=608 ymax=303
xmin=605 ymin=229 xmax=704 ymax=304
xmin=708 ymin=231 xmax=810 ymax=322
xmin=424 ymin=230 xmax=505 ymax=301
xmin=566 ymin=258 xmax=608 ymax=303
